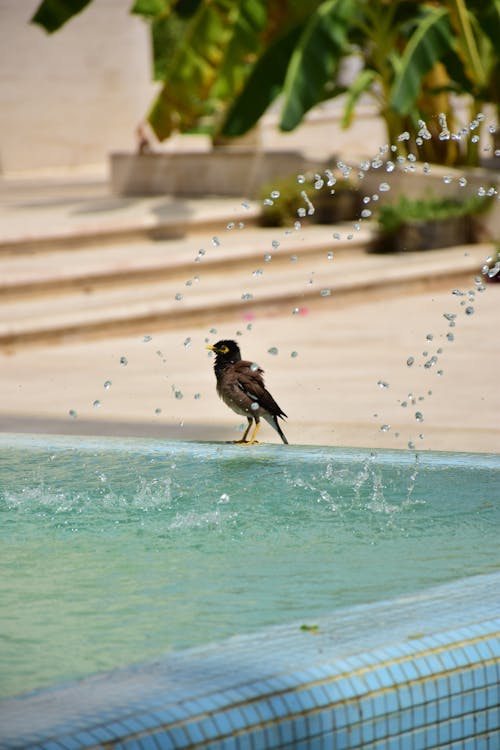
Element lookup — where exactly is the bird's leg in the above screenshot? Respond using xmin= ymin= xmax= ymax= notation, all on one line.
xmin=233 ymin=417 xmax=253 ymax=444
xmin=244 ymin=420 xmax=261 ymax=445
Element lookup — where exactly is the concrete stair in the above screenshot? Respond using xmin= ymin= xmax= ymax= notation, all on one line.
xmin=0 ymin=188 xmax=492 ymax=348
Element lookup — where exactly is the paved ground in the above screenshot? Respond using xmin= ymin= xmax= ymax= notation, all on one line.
xmin=0 ymin=173 xmax=498 ymax=454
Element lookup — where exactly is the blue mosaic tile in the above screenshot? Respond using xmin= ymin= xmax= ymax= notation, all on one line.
xmin=387 ymin=662 xmax=407 ymax=685
xmin=71 ymin=733 xmax=99 ymax=748
xmin=233 ymin=734 xmax=253 ymax=750
xmin=219 ymin=737 xmax=237 ymax=750
xmin=57 ymin=736 xmax=84 ymax=750
xmin=333 ymin=726 xmax=349 ymax=750
xmin=255 ymin=699 xmax=276 ymax=723
xmin=277 ymin=719 xmax=295 ymax=745
xmin=424 ymin=723 xmax=438 ymax=748
xmin=346 ymin=723 xmax=361 ymax=748
xmin=307 ymin=685 xmax=331 ymax=709
xmin=399 ymin=706 xmax=414 ymax=733
xmin=292 ymin=715 xmax=309 ymax=742
xmin=318 ymin=708 xmax=334 ymax=735
xmin=148 ymin=731 xmax=174 ymax=750
xmin=409 ymin=681 xmax=425 ymax=706
xmin=239 ymin=705 xmax=261 ymax=727
xmin=413 ymin=704 xmax=425 ymax=729
xmin=487 ymin=706 xmax=500 ymax=731
xmin=182 ymin=721 xmax=205 ymax=745
xmin=425 ymin=701 xmax=438 ymax=726
xmin=197 ymin=717 xmax=220 ymax=742
xmin=412 ymin=727 xmax=427 ymax=750
xmin=136 ymin=735 xmax=160 ymax=750
xmin=263 ymin=724 xmax=281 ymax=748
xmin=281 ymin=692 xmax=304 ymax=715
xmin=344 ymin=701 xmax=360 ymax=727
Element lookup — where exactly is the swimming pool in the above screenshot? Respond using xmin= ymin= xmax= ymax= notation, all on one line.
xmin=1 ymin=433 xmax=499 ymax=701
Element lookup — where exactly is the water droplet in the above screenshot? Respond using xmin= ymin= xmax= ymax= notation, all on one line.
xmin=93 ymin=400 xmax=101 ymax=409
xmin=333 ymin=232 xmax=341 ymax=240
xmin=377 ymin=380 xmax=389 ymax=389
xmin=361 ymin=209 xmax=372 ymax=219
xmin=68 ymin=409 xmax=77 ymax=419
xmin=397 ymin=131 xmax=410 ymax=141
xmin=218 ymin=493 xmax=230 ymax=504
xmin=173 ymin=389 xmax=183 ymax=400
xmin=458 ymin=177 xmax=468 ymax=187
xmin=437 ymin=370 xmax=444 ymax=376
xmin=424 ymin=356 xmax=438 ymax=369
xmin=465 ymin=306 xmax=474 ymax=315
xmin=268 ymin=347 xmax=278 ymax=356
xmin=120 ymin=356 xmax=128 ymax=366
xmin=103 ymin=380 xmax=112 ymax=390
xmin=175 ymin=293 xmax=184 ymax=301
xmin=194 ymin=393 xmax=201 ymax=400
xmin=271 ymin=239 xmax=280 ymax=249
xmin=270 ymin=190 xmax=280 ymax=199
xmin=443 ymin=174 xmax=453 ymax=184
xmin=426 ymin=333 xmax=434 ymax=341
xmin=183 ymin=337 xmax=192 ymax=349
xmin=241 ymin=201 xmax=251 ymax=209
xmin=297 ymin=174 xmax=305 ymax=184
xmin=408 ymin=441 xmax=415 ymax=450
xmin=226 ymin=222 xmax=235 ymax=230
xmin=385 ymin=161 xmax=395 ymax=173
xmin=252 ymin=268 xmax=263 ymax=277
xmin=212 ymin=236 xmax=221 ymax=246
xmin=443 ymin=313 xmax=456 ymax=322
xmin=290 ymin=255 xmax=298 ymax=263
xmin=320 ymin=288 xmax=332 ymax=297
xmin=415 ymin=411 xmax=424 ymax=423
xmin=251 ymin=402 xmax=259 ymax=411
xmin=379 ymin=182 xmax=391 ymax=193
xmin=250 ymin=362 xmax=259 ymax=372
xmin=143 ymin=335 xmax=152 ymax=343
xmin=380 ymin=424 xmax=391 ymax=432
xmin=263 ymin=198 xmax=274 ymax=207
xmin=290 ymin=351 xmax=298 ymax=358
xmin=407 ymin=357 xmax=415 ymax=367
xmin=327 ymin=251 xmax=334 ymax=260
xmin=294 ymin=221 xmax=302 ymax=230
xmin=447 ymin=332 xmax=455 ymax=342
xmin=401 ymin=401 xmax=407 ymax=408
xmin=154 ymin=407 xmax=162 ymax=415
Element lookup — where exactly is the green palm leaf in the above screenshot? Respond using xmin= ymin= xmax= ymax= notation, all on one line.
xmin=390 ymin=7 xmax=455 ymax=115
xmin=31 ymin=0 xmax=93 ymax=32
xmin=279 ymin=0 xmax=355 ymax=131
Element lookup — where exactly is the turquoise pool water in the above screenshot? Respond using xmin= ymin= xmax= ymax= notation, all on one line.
xmin=0 ymin=433 xmax=499 ymax=699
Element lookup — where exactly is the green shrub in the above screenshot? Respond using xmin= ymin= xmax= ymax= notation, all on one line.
xmin=378 ymin=193 xmax=492 ymax=234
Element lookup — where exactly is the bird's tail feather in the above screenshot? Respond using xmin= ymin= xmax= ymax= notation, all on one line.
xmin=272 ymin=416 xmax=288 ymax=444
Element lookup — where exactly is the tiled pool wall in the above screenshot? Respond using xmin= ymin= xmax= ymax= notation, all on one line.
xmin=1 ymin=572 xmax=499 ymax=750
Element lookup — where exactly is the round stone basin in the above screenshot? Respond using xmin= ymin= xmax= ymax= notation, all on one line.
xmin=0 ymin=433 xmax=498 ymax=699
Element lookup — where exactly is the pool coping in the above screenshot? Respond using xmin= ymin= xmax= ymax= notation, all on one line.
xmin=1 ymin=571 xmax=499 ymax=749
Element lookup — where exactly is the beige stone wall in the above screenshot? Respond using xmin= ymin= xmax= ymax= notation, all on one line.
xmin=0 ymin=0 xmax=155 ymax=175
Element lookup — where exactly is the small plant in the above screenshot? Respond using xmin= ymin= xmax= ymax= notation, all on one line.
xmin=378 ymin=194 xmax=492 ymax=234
xmin=374 ymin=192 xmax=494 ymax=252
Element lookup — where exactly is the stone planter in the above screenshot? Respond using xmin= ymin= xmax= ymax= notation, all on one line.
xmin=375 ymin=215 xmax=475 ymax=253
xmin=110 ymin=149 xmax=310 ymax=198
xmin=313 ymin=188 xmax=362 ymax=223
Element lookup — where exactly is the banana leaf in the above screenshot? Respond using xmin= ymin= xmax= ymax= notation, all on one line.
xmin=31 ymin=0 xmax=93 ymax=32
xmin=279 ymin=0 xmax=355 ymax=131
xmin=220 ymin=23 xmax=303 ymax=136
xmin=390 ymin=7 xmax=455 ymax=115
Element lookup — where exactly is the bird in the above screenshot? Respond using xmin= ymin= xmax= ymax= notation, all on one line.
xmin=206 ymin=339 xmax=288 ymax=445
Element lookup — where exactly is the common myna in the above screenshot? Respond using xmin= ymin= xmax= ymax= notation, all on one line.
xmin=206 ymin=339 xmax=288 ymax=444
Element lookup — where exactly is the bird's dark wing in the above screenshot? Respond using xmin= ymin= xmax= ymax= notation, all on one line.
xmin=234 ymin=360 xmax=287 ymax=419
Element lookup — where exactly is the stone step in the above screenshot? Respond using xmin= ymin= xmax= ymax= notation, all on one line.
xmin=0 ymin=242 xmax=490 ymax=348
xmin=0 ymin=224 xmax=369 ymax=298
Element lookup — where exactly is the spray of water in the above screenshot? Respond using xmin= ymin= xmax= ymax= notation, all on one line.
xmin=74 ymin=113 xmax=498 ymax=461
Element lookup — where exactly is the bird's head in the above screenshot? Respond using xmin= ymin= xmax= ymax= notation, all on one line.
xmin=206 ymin=339 xmax=242 ymax=363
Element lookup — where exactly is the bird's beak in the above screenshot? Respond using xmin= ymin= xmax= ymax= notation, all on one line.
xmin=206 ymin=344 xmax=216 ymax=352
